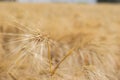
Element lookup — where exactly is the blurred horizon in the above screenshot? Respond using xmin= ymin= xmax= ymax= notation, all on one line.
xmin=0 ymin=0 xmax=120 ymax=3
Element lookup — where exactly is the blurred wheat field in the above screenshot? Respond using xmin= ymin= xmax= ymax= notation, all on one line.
xmin=0 ymin=3 xmax=120 ymax=80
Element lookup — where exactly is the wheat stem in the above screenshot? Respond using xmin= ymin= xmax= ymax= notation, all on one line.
xmin=51 ymin=47 xmax=75 ymax=76
xmin=8 ymin=73 xmax=17 ymax=80
xmin=47 ymin=42 xmax=53 ymax=79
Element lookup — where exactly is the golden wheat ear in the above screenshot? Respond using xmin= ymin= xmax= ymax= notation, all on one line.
xmin=1 ymin=24 xmax=61 ymax=79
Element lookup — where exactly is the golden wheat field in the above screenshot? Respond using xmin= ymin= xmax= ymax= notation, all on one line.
xmin=0 ymin=3 xmax=120 ymax=80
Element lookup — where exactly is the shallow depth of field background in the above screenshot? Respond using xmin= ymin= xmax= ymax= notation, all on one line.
xmin=0 ymin=0 xmax=120 ymax=80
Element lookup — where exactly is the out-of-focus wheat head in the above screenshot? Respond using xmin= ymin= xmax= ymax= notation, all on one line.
xmin=0 ymin=22 xmax=56 ymax=80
